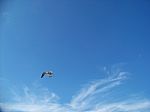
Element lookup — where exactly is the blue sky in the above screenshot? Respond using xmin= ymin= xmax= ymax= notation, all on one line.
xmin=0 ymin=0 xmax=150 ymax=112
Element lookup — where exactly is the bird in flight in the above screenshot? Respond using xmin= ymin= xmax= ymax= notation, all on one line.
xmin=41 ymin=71 xmax=53 ymax=78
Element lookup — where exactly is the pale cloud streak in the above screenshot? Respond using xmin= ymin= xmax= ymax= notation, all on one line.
xmin=0 ymin=69 xmax=150 ymax=112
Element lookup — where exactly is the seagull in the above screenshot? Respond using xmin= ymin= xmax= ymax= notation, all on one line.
xmin=41 ymin=71 xmax=53 ymax=78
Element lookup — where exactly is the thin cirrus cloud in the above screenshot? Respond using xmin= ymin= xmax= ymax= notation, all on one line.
xmin=0 ymin=69 xmax=150 ymax=112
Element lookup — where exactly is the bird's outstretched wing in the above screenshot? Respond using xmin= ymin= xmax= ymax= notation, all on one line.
xmin=41 ymin=73 xmax=45 ymax=78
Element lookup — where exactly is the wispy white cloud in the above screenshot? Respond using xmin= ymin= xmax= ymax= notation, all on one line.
xmin=0 ymin=68 xmax=150 ymax=112
xmin=69 ymin=72 xmax=127 ymax=110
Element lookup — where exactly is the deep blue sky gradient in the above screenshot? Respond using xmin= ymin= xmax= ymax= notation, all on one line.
xmin=1 ymin=0 xmax=150 ymax=103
